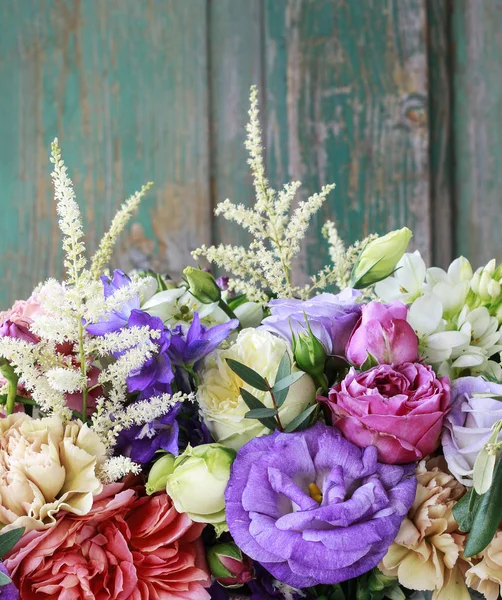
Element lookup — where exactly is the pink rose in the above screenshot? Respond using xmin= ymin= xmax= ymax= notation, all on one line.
xmin=322 ymin=363 xmax=450 ymax=463
xmin=346 ymin=301 xmax=418 ymax=366
xmin=5 ymin=483 xmax=211 ymax=600
xmin=0 ymin=295 xmax=43 ymax=342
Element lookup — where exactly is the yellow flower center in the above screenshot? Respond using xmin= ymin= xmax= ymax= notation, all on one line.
xmin=308 ymin=483 xmax=323 ymax=504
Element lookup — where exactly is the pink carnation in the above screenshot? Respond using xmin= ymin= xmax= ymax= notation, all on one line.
xmin=322 ymin=363 xmax=450 ymax=464
xmin=5 ymin=483 xmax=211 ymax=600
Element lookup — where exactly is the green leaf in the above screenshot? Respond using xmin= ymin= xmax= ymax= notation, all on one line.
xmin=239 ymin=388 xmax=266 ymax=411
xmin=0 ymin=527 xmax=24 ymax=557
xmin=226 ymin=359 xmax=269 ymax=391
xmin=0 ymin=571 xmax=12 ymax=586
xmin=245 ymin=408 xmax=278 ymax=419
xmin=272 ymin=371 xmax=305 ymax=393
xmin=465 ymin=455 xmax=502 ymax=557
xmin=359 ymin=352 xmax=379 ymax=372
xmin=452 ymin=489 xmax=481 ymax=533
xmin=284 ymin=404 xmax=318 ymax=433
xmin=273 ymin=353 xmax=292 ymax=408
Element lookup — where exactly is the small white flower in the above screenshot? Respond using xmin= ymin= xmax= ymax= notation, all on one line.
xmin=450 ymin=306 xmax=502 ymax=369
xmin=46 ymin=367 xmax=86 ymax=393
xmin=375 ymin=251 xmax=427 ymax=304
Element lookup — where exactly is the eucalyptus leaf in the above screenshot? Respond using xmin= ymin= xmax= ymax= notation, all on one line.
xmin=0 ymin=527 xmax=24 ymax=557
xmin=245 ymin=408 xmax=278 ymax=419
xmin=465 ymin=455 xmax=502 ymax=557
xmin=473 ymin=447 xmax=497 ymax=495
xmin=284 ymin=404 xmax=318 ymax=433
xmin=226 ymin=359 xmax=269 ymax=391
xmin=272 ymin=371 xmax=305 ymax=393
xmin=239 ymin=388 xmax=266 ymax=411
xmin=0 ymin=571 xmax=12 ymax=586
xmin=274 ymin=353 xmax=292 ymax=408
xmin=452 ymin=489 xmax=480 ymax=532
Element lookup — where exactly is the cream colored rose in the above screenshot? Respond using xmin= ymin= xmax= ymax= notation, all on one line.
xmin=0 ymin=413 xmax=106 ymax=532
xmin=380 ymin=458 xmax=471 ymax=600
xmin=197 ymin=328 xmax=316 ymax=449
xmin=465 ymin=530 xmax=502 ymax=600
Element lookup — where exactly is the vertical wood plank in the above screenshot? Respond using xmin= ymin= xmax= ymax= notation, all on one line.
xmin=208 ymin=0 xmax=263 ymax=247
xmin=0 ymin=0 xmax=209 ymax=307
xmin=452 ymin=1 xmax=502 ymax=267
xmin=264 ymin=0 xmax=430 ymax=285
xmin=427 ymin=0 xmax=453 ymax=268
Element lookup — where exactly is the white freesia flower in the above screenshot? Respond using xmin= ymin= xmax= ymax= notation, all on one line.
xmin=142 ymin=286 xmax=227 ymax=329
xmin=375 ymin=251 xmax=427 ymax=304
xmin=407 ymin=294 xmax=469 ymax=364
xmin=426 ymin=256 xmax=472 ymax=319
xmin=450 ymin=306 xmax=502 ymax=369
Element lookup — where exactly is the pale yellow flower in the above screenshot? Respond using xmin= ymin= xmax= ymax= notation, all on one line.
xmin=380 ymin=459 xmax=471 ymax=600
xmin=0 ymin=413 xmax=106 ymax=532
xmin=465 ymin=530 xmax=502 ymax=600
xmin=197 ymin=328 xmax=316 ymax=449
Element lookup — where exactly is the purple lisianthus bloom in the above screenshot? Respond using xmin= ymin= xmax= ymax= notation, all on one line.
xmin=225 ymin=422 xmax=416 ymax=588
xmin=261 ymin=290 xmax=361 ymax=356
xmin=168 ymin=312 xmax=239 ymax=369
xmin=86 ymin=270 xmax=140 ymax=335
xmin=0 ymin=563 xmax=19 ymax=600
xmin=115 ymin=403 xmax=181 ymax=464
xmin=442 ymin=376 xmax=502 ymax=486
xmin=126 ymin=309 xmax=175 ymax=399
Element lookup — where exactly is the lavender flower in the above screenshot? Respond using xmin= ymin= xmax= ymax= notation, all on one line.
xmin=86 ymin=270 xmax=140 ymax=335
xmin=225 ymin=423 xmax=416 ymax=588
xmin=261 ymin=290 xmax=361 ymax=356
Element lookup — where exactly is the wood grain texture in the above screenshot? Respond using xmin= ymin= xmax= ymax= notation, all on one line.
xmin=264 ymin=0 xmax=430 ymax=285
xmin=208 ymin=0 xmax=263 ymax=248
xmin=0 ymin=0 xmax=209 ymax=307
xmin=427 ymin=0 xmax=453 ymax=268
xmin=452 ymin=0 xmax=502 ymax=268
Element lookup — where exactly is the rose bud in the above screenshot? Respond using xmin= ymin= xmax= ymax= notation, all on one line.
xmin=291 ymin=319 xmax=327 ymax=392
xmin=351 ymin=227 xmax=412 ymax=289
xmin=207 ymin=542 xmax=255 ymax=588
xmin=183 ymin=267 xmax=221 ymax=304
xmin=146 ymin=453 xmax=176 ymax=495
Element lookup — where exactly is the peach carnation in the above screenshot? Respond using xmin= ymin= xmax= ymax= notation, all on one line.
xmin=0 ymin=413 xmax=106 ymax=532
xmin=4 ymin=484 xmax=211 ymax=600
xmin=465 ymin=530 xmax=502 ymax=600
xmin=380 ymin=459 xmax=471 ymax=600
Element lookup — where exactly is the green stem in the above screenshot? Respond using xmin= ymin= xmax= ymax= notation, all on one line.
xmin=0 ymin=361 xmax=19 ymax=415
xmin=78 ymin=320 xmax=89 ymax=421
xmin=218 ymin=300 xmax=242 ymax=331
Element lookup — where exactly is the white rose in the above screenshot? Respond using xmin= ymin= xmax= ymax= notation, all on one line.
xmin=197 ymin=328 xmax=316 ymax=449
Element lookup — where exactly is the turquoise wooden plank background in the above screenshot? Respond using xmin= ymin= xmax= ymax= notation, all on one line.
xmin=0 ymin=0 xmax=500 ymax=308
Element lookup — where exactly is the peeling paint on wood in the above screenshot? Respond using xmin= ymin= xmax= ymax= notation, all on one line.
xmin=452 ymin=0 xmax=502 ymax=268
xmin=264 ymin=0 xmax=430 ymax=286
xmin=0 ymin=0 xmax=209 ymax=306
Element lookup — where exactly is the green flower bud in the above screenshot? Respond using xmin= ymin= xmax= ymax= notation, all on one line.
xmin=183 ymin=267 xmax=221 ymax=304
xmin=207 ymin=542 xmax=255 ymax=588
xmin=165 ymin=443 xmax=236 ymax=533
xmin=146 ymin=453 xmax=176 ymax=495
xmin=351 ymin=227 xmax=412 ymax=289
xmin=292 ymin=318 xmax=327 ymax=391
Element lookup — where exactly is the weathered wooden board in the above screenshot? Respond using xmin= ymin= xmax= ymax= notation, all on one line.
xmin=208 ymin=0 xmax=263 ymax=248
xmin=264 ymin=0 xmax=430 ymax=285
xmin=0 ymin=0 xmax=210 ymax=307
xmin=451 ymin=0 xmax=502 ymax=268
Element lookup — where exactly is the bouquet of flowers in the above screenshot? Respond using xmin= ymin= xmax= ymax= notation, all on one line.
xmin=1 ymin=86 xmax=502 ymax=600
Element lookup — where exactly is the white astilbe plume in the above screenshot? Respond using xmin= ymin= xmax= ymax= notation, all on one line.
xmin=90 ymin=181 xmax=153 ymax=280
xmin=193 ymin=85 xmax=336 ymax=302
xmin=97 ymin=457 xmax=142 ymax=483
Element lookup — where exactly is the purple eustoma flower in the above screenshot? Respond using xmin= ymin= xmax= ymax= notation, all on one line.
xmin=261 ymin=290 xmax=362 ymax=356
xmin=126 ymin=310 xmax=175 ymax=399
xmin=115 ymin=403 xmax=181 ymax=464
xmin=0 ymin=563 xmax=19 ymax=600
xmin=86 ymin=270 xmax=140 ymax=335
xmin=168 ymin=312 xmax=239 ymax=369
xmin=225 ymin=422 xmax=416 ymax=588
